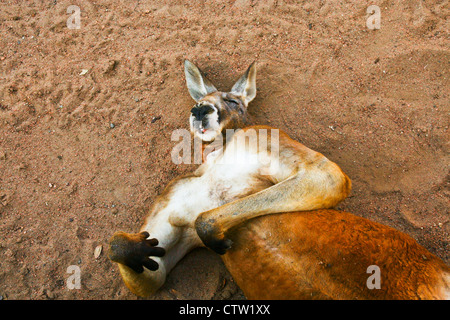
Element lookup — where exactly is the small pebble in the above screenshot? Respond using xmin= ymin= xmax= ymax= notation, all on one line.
xmin=110 ymin=123 xmax=115 ymax=129
xmin=151 ymin=116 xmax=161 ymax=123
xmin=94 ymin=245 xmax=103 ymax=259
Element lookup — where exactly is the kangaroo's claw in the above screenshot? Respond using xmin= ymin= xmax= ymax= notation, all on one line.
xmin=108 ymin=231 xmax=165 ymax=273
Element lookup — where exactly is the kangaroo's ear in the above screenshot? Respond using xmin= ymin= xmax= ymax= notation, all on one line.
xmin=230 ymin=61 xmax=256 ymax=106
xmin=184 ymin=60 xmax=217 ymax=102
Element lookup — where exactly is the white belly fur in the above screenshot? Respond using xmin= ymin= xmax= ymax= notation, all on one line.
xmin=138 ymin=132 xmax=276 ymax=286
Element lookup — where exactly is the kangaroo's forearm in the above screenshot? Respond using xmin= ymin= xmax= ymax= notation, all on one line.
xmin=198 ymin=165 xmax=349 ymax=233
xmin=214 ymin=176 xmax=297 ymax=230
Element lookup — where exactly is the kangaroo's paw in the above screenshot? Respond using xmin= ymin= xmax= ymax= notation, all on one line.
xmin=108 ymin=231 xmax=165 ymax=273
xmin=195 ymin=218 xmax=233 ymax=255
xmin=206 ymin=235 xmax=233 ymax=255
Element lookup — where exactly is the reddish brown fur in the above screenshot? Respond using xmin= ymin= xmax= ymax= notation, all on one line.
xmin=222 ymin=209 xmax=449 ymax=300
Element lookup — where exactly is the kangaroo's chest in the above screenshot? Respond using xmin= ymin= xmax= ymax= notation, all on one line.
xmin=200 ymin=146 xmax=273 ymax=205
xmin=164 ymin=161 xmax=268 ymax=227
xmin=162 ymin=142 xmax=274 ymax=226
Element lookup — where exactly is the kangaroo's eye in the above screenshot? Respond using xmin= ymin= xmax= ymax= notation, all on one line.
xmin=224 ymin=99 xmax=239 ymax=108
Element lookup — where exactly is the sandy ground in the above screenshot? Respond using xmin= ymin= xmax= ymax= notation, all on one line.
xmin=0 ymin=0 xmax=448 ymax=300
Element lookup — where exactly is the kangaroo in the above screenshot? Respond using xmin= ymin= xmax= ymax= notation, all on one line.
xmin=108 ymin=61 xmax=449 ymax=299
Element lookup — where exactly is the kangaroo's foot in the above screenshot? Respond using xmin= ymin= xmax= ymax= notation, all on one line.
xmin=108 ymin=231 xmax=165 ymax=273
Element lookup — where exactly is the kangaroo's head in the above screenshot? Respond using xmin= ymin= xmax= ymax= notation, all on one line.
xmin=184 ymin=60 xmax=256 ymax=142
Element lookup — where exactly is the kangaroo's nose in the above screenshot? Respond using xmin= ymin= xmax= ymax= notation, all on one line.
xmin=191 ymin=105 xmax=213 ymax=121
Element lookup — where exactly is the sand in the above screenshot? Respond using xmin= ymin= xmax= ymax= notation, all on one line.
xmin=0 ymin=0 xmax=448 ymax=300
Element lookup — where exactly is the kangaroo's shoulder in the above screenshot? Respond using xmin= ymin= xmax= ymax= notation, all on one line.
xmin=240 ymin=125 xmax=291 ymax=138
